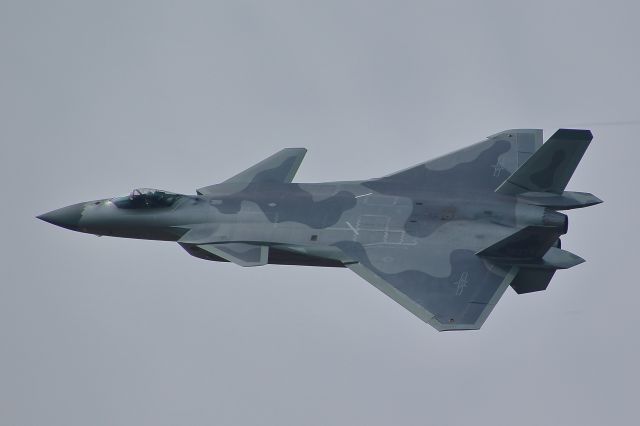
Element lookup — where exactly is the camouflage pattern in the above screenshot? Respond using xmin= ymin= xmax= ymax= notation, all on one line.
xmin=38 ymin=129 xmax=601 ymax=331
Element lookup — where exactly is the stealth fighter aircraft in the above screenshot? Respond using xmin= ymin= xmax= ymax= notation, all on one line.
xmin=38 ymin=129 xmax=601 ymax=331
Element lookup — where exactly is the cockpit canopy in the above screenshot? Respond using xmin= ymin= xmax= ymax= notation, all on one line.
xmin=113 ymin=188 xmax=181 ymax=209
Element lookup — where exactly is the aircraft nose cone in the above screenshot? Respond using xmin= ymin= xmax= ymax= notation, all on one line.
xmin=37 ymin=203 xmax=86 ymax=230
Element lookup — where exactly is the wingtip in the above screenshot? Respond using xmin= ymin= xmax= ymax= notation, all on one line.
xmin=487 ymin=128 xmax=543 ymax=139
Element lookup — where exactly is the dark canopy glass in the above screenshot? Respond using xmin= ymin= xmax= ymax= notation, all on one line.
xmin=113 ymin=188 xmax=180 ymax=209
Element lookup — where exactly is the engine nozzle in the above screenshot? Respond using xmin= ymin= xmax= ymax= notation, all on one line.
xmin=543 ymin=209 xmax=568 ymax=234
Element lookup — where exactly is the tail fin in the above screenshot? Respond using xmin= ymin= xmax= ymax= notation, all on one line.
xmin=477 ymin=224 xmax=585 ymax=294
xmin=476 ymin=225 xmax=563 ymax=259
xmin=496 ymin=129 xmax=593 ymax=195
xmin=510 ymin=269 xmax=556 ymax=294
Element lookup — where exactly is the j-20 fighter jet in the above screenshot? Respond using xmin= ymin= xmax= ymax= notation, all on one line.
xmin=39 ymin=129 xmax=601 ymax=331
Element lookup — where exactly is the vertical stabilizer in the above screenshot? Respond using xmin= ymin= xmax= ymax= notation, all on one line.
xmin=496 ymin=129 xmax=593 ymax=195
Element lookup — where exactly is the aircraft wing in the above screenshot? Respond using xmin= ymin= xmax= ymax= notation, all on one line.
xmin=335 ymin=240 xmax=518 ymax=331
xmin=197 ymin=148 xmax=307 ymax=195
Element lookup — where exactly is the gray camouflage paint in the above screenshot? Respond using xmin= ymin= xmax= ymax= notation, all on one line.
xmin=37 ymin=128 xmax=600 ymax=331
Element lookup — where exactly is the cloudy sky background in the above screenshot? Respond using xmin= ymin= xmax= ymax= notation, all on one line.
xmin=1 ymin=1 xmax=639 ymax=425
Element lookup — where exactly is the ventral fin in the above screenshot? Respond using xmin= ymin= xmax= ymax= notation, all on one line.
xmin=197 ymin=243 xmax=269 ymax=267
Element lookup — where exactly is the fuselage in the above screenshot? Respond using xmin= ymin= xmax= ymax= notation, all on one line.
xmin=39 ymin=181 xmax=563 ymax=267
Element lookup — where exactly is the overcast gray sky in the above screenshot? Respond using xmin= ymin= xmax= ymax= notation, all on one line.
xmin=1 ymin=1 xmax=639 ymax=425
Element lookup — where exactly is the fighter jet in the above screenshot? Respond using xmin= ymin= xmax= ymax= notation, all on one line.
xmin=38 ymin=129 xmax=601 ymax=331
